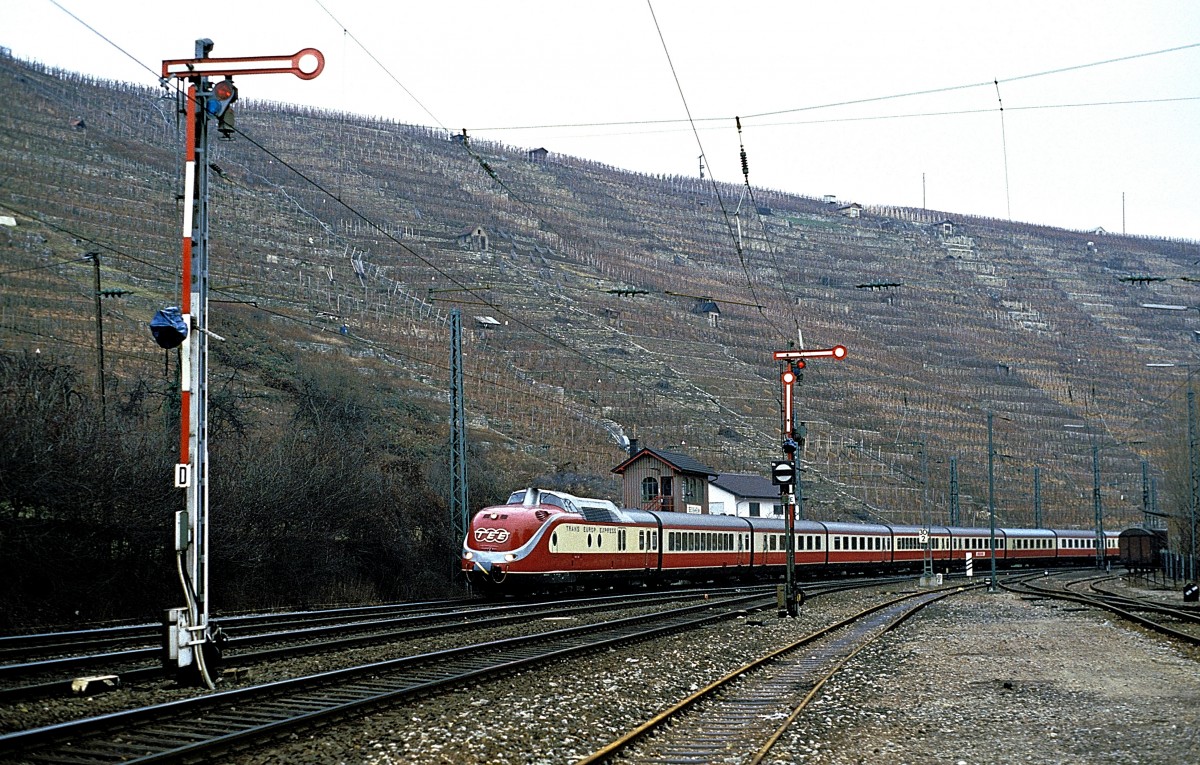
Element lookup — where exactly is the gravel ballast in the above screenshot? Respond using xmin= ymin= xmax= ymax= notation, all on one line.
xmin=7 ymin=582 xmax=1199 ymax=764
xmin=229 ymin=584 xmax=1200 ymax=765
xmin=774 ymin=589 xmax=1200 ymax=764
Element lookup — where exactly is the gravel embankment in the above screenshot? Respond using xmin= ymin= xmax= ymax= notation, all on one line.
xmin=774 ymin=588 xmax=1200 ymax=764
xmin=221 ymin=586 xmax=880 ymax=764
xmin=6 ymin=581 xmax=1199 ymax=764
xmin=229 ymin=583 xmax=1200 ymax=765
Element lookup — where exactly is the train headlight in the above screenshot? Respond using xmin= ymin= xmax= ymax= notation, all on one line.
xmin=504 ymin=553 xmax=517 ymax=562
xmin=464 ymin=551 xmax=474 ymax=560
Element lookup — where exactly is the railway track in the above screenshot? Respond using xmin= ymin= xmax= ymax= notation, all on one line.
xmin=0 ymin=589 xmax=778 ymax=764
xmin=1006 ymin=573 xmax=1200 ymax=645
xmin=0 ymin=587 xmax=768 ymax=702
xmin=0 ymin=577 xmax=925 ymax=763
xmin=0 ymin=597 xmax=474 ymax=675
xmin=1085 ymin=575 xmax=1200 ymax=616
xmin=573 ymin=583 xmax=974 ymax=765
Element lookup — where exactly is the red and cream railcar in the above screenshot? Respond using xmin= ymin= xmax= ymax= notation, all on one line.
xmin=888 ymin=524 xmax=956 ymax=568
xmin=744 ymin=519 xmax=828 ymax=569
xmin=1004 ymin=528 xmax=1057 ymax=562
xmin=463 ymin=489 xmax=664 ymax=590
xmin=947 ymin=527 xmax=1006 ymax=564
xmin=659 ymin=511 xmax=753 ymax=574
xmin=1054 ymin=528 xmax=1120 ymax=562
xmin=463 ymin=488 xmax=1122 ymax=593
xmin=821 ymin=522 xmax=893 ymax=569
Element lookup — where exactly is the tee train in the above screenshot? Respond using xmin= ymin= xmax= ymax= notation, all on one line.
xmin=462 ymin=488 xmax=1119 ymax=593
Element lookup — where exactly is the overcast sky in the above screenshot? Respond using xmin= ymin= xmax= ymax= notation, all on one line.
xmin=5 ymin=1 xmax=1200 ymax=240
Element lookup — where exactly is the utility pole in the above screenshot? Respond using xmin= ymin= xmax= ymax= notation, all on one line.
xmin=1092 ymin=440 xmax=1104 ymax=568
xmin=449 ymin=308 xmax=469 ymax=577
xmin=988 ymin=412 xmax=997 ymax=593
xmin=158 ymin=40 xmax=323 ymax=688
xmin=86 ymin=251 xmax=106 ymax=424
xmin=948 ymin=455 xmax=959 ymax=526
xmin=1033 ymin=466 xmax=1042 ymax=529
xmin=1189 ymin=387 xmax=1198 ymax=581
xmin=919 ymin=436 xmax=932 ymax=583
xmin=1141 ymin=460 xmax=1151 ymax=530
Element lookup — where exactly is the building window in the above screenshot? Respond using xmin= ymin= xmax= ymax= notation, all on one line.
xmin=749 ymin=502 xmax=760 ymax=517
xmin=641 ymin=477 xmax=658 ymax=503
xmin=683 ymin=476 xmax=699 ymax=501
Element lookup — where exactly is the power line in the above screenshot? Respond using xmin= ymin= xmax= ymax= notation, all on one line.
xmin=309 ymin=0 xmax=447 ymax=132
xmin=644 ymin=0 xmax=781 ymax=344
xmin=464 ymin=43 xmax=1200 ymax=132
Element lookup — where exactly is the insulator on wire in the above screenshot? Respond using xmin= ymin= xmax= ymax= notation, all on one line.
xmin=740 ymin=149 xmax=749 ymax=178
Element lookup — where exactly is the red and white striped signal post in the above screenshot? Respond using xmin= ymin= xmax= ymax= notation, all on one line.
xmin=160 ymin=40 xmax=323 ymax=687
xmin=772 ymin=345 xmax=847 ymax=616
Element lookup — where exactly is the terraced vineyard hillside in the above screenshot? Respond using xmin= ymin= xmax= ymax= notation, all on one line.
xmin=3 ymin=51 xmax=1198 ymax=529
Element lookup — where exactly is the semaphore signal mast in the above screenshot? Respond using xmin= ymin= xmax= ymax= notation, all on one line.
xmin=154 ymin=39 xmax=323 ymax=688
xmin=771 ymin=344 xmax=847 ymax=616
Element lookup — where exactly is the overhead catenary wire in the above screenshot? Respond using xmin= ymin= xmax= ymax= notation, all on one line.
xmin=644 ymin=0 xmax=782 ymax=344
xmin=467 ymin=41 xmax=1200 ymax=132
xmin=733 ymin=116 xmax=804 ymax=347
xmin=994 ymin=79 xmax=1013 ymax=221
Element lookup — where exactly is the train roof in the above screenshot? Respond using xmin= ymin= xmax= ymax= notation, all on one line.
xmin=1052 ymin=528 xmax=1111 ymax=538
xmin=645 ymin=511 xmax=755 ymax=529
xmin=745 ymin=517 xmax=828 ymax=533
xmin=821 ymin=521 xmax=894 ymax=535
xmin=996 ymin=528 xmax=1057 ymax=537
xmin=943 ymin=526 xmax=1001 ymax=536
xmin=885 ymin=524 xmax=950 ymax=535
xmin=1119 ymin=526 xmax=1168 ymax=539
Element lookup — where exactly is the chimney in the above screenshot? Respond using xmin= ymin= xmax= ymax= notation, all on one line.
xmin=628 ymin=437 xmax=639 ymax=457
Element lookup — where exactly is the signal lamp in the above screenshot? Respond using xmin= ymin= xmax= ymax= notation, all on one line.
xmin=207 ymin=78 xmax=238 ymax=117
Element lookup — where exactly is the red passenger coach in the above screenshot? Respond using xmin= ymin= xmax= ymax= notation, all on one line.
xmin=947 ymin=527 xmax=1005 ymax=564
xmin=822 ymin=522 xmax=893 ymax=570
xmin=1055 ymin=528 xmax=1119 ymax=563
xmin=1005 ymin=528 xmax=1057 ymax=562
xmin=889 ymin=524 xmax=957 ymax=568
